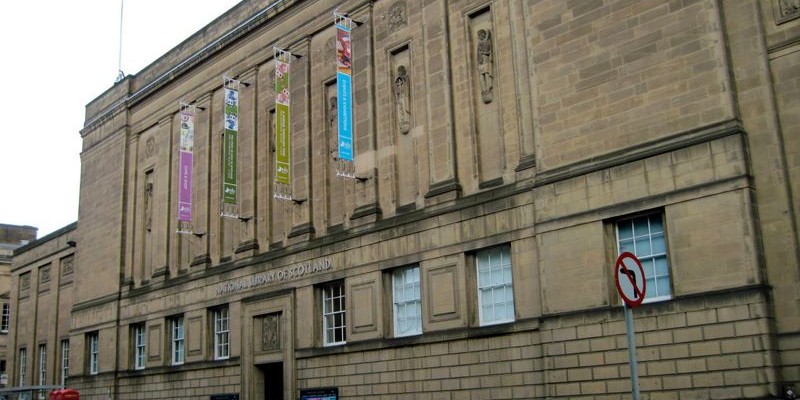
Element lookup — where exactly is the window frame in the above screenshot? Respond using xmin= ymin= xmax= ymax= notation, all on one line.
xmin=87 ymin=332 xmax=99 ymax=375
xmin=212 ymin=306 xmax=230 ymax=360
xmin=170 ymin=316 xmax=185 ymax=366
xmin=1 ymin=303 xmax=9 ymax=333
xmin=321 ymin=281 xmax=346 ymax=347
xmin=132 ymin=324 xmax=146 ymax=370
xmin=475 ymin=244 xmax=516 ymax=326
xmin=60 ymin=339 xmax=69 ymax=387
xmin=18 ymin=347 xmax=27 ymax=386
xmin=391 ymin=265 xmax=422 ymax=337
xmin=38 ymin=344 xmax=46 ymax=387
xmin=615 ymin=212 xmax=672 ymax=303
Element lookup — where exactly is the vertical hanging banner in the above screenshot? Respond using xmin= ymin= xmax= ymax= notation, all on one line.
xmin=222 ymin=77 xmax=240 ymax=217
xmin=335 ymin=12 xmax=355 ymax=178
xmin=177 ymin=102 xmax=195 ymax=234
xmin=274 ymin=47 xmax=293 ymax=200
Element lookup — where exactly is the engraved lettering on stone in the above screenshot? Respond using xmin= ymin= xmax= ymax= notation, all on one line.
xmin=145 ymin=137 xmax=155 ymax=158
xmin=394 ymin=65 xmax=411 ymax=134
xmin=388 ymin=1 xmax=408 ymax=32
xmin=477 ymin=29 xmax=494 ymax=104
xmin=262 ymin=314 xmax=280 ymax=351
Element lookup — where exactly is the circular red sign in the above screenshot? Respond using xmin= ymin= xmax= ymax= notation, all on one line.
xmin=614 ymin=252 xmax=647 ymax=308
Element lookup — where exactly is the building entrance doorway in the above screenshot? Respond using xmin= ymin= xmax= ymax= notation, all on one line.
xmin=258 ymin=362 xmax=284 ymax=400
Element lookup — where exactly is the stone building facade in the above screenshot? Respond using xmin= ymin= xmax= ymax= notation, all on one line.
xmin=7 ymin=0 xmax=800 ymax=399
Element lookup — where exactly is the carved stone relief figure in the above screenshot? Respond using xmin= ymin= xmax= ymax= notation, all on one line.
xmin=62 ymin=257 xmax=74 ymax=276
xmin=261 ymin=314 xmax=281 ymax=351
xmin=778 ymin=0 xmax=800 ymax=20
xmin=388 ymin=1 xmax=408 ymax=32
xmin=40 ymin=266 xmax=51 ymax=283
xmin=394 ymin=65 xmax=411 ymax=134
xmin=328 ymin=95 xmax=338 ymax=158
xmin=144 ymin=182 xmax=154 ymax=232
xmin=145 ymin=137 xmax=156 ymax=158
xmin=476 ymin=29 xmax=494 ymax=104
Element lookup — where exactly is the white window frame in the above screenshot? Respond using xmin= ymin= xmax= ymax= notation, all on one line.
xmin=18 ymin=347 xmax=27 ymax=386
xmin=213 ymin=307 xmax=230 ymax=360
xmin=392 ymin=266 xmax=422 ymax=337
xmin=133 ymin=324 xmax=146 ymax=370
xmin=476 ymin=245 xmax=515 ymax=326
xmin=38 ymin=344 xmax=46 ymax=386
xmin=322 ymin=282 xmax=346 ymax=346
xmin=88 ymin=333 xmax=99 ymax=375
xmin=171 ymin=316 xmax=185 ymax=365
xmin=60 ymin=340 xmax=69 ymax=387
xmin=616 ymin=212 xmax=671 ymax=303
xmin=1 ymin=303 xmax=9 ymax=333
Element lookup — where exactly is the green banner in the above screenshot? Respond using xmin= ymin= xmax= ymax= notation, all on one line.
xmin=275 ymin=58 xmax=291 ymax=185
xmin=223 ymin=87 xmax=238 ymax=204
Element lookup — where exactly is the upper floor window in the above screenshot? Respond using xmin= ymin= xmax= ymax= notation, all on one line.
xmin=38 ymin=344 xmax=47 ymax=387
xmin=476 ymin=245 xmax=515 ymax=326
xmin=18 ymin=347 xmax=27 ymax=386
xmin=132 ymin=324 xmax=146 ymax=370
xmin=616 ymin=212 xmax=671 ymax=302
xmin=60 ymin=340 xmax=69 ymax=387
xmin=87 ymin=332 xmax=99 ymax=375
xmin=170 ymin=316 xmax=185 ymax=365
xmin=1 ymin=303 xmax=9 ymax=333
xmin=392 ymin=266 xmax=422 ymax=337
xmin=213 ymin=307 xmax=230 ymax=360
xmin=322 ymin=282 xmax=346 ymax=346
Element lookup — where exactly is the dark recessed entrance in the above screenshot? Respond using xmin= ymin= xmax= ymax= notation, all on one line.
xmin=258 ymin=362 xmax=284 ymax=400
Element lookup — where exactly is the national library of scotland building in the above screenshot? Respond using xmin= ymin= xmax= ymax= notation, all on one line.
xmin=7 ymin=0 xmax=800 ymax=398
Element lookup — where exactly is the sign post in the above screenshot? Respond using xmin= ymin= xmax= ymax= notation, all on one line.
xmin=614 ymin=252 xmax=646 ymax=400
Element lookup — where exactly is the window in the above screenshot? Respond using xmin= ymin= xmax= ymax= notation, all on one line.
xmin=170 ymin=316 xmax=185 ymax=365
xmin=476 ymin=245 xmax=515 ymax=326
xmin=132 ymin=324 xmax=146 ymax=370
xmin=213 ymin=307 xmax=230 ymax=360
xmin=87 ymin=333 xmax=99 ymax=375
xmin=60 ymin=340 xmax=69 ymax=387
xmin=322 ymin=282 xmax=346 ymax=346
xmin=38 ymin=344 xmax=46 ymax=386
xmin=18 ymin=348 xmax=26 ymax=386
xmin=616 ymin=213 xmax=671 ymax=302
xmin=1 ymin=303 xmax=9 ymax=333
xmin=392 ymin=266 xmax=422 ymax=337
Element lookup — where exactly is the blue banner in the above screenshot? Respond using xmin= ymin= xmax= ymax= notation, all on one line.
xmin=337 ymin=72 xmax=353 ymax=162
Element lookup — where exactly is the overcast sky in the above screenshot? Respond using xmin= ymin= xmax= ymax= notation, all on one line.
xmin=0 ymin=0 xmax=241 ymax=237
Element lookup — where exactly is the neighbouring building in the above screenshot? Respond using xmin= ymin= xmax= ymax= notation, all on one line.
xmin=7 ymin=0 xmax=800 ymax=399
xmin=0 ymin=224 xmax=37 ymax=388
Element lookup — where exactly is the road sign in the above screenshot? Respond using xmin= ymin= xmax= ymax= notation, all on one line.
xmin=614 ymin=252 xmax=646 ymax=308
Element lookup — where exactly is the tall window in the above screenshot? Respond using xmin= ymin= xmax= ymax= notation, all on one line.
xmin=476 ymin=245 xmax=515 ymax=326
xmin=132 ymin=324 xmax=146 ymax=370
xmin=87 ymin=333 xmax=99 ymax=375
xmin=616 ymin=213 xmax=671 ymax=302
xmin=38 ymin=344 xmax=46 ymax=386
xmin=392 ymin=266 xmax=422 ymax=337
xmin=213 ymin=307 xmax=230 ymax=360
xmin=60 ymin=340 xmax=69 ymax=387
xmin=170 ymin=316 xmax=185 ymax=365
xmin=322 ymin=282 xmax=346 ymax=346
xmin=18 ymin=348 xmax=26 ymax=386
xmin=1 ymin=303 xmax=9 ymax=333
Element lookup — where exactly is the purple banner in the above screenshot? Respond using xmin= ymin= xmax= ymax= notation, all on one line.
xmin=178 ymin=150 xmax=193 ymax=221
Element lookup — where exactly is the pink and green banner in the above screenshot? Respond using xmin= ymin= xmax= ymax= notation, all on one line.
xmin=223 ymin=84 xmax=239 ymax=207
xmin=274 ymin=49 xmax=292 ymax=194
xmin=178 ymin=105 xmax=194 ymax=226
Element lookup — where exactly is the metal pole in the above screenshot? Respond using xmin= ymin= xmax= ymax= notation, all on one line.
xmin=624 ymin=304 xmax=641 ymax=400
